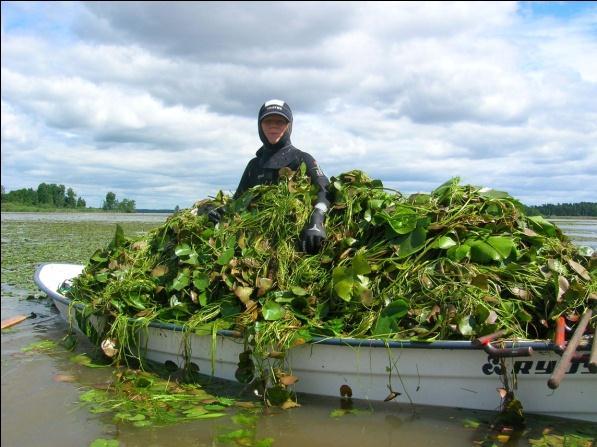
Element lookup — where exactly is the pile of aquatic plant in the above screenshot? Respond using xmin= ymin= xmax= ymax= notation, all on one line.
xmin=67 ymin=167 xmax=595 ymax=362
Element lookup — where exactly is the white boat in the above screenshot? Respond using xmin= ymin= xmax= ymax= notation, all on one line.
xmin=35 ymin=263 xmax=596 ymax=422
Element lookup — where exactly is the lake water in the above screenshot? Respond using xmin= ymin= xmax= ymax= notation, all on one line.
xmin=2 ymin=213 xmax=595 ymax=447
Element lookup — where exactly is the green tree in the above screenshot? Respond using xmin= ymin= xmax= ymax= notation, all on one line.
xmin=103 ymin=192 xmax=118 ymax=211
xmin=76 ymin=197 xmax=86 ymax=208
xmin=65 ymin=188 xmax=77 ymax=208
xmin=52 ymin=184 xmax=66 ymax=208
xmin=37 ymin=183 xmax=52 ymax=205
xmin=118 ymin=198 xmax=136 ymax=213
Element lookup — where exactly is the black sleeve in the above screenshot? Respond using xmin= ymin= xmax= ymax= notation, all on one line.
xmin=301 ymin=152 xmax=330 ymax=207
xmin=233 ymin=158 xmax=257 ymax=199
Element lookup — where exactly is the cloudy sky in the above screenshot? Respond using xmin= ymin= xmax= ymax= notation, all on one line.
xmin=2 ymin=1 xmax=596 ymax=209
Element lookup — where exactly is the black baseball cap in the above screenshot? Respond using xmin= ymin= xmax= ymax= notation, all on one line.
xmin=258 ymin=99 xmax=293 ymax=124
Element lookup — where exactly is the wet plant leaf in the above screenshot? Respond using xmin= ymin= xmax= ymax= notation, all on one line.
xmin=469 ymin=240 xmax=501 ymax=263
xmin=174 ymin=244 xmax=193 ymax=257
xmin=431 ymin=236 xmax=457 ymax=250
xmin=262 ymin=301 xmax=284 ymax=321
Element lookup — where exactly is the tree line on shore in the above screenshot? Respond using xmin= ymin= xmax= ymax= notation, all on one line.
xmin=1 ymin=183 xmax=136 ymax=213
xmin=1 ymin=183 xmax=595 ymax=216
xmin=524 ymin=202 xmax=597 ymax=217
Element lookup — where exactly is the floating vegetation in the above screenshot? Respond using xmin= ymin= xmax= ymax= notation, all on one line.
xmin=65 ymin=168 xmax=596 ymax=405
xmin=79 ymin=368 xmax=234 ymax=427
xmin=89 ymin=439 xmax=119 ymax=447
xmin=21 ymin=340 xmax=59 ymax=353
xmin=216 ymin=410 xmax=274 ymax=447
xmin=469 ymin=414 xmax=597 ymax=446
xmin=1 ymin=219 xmax=158 ymax=293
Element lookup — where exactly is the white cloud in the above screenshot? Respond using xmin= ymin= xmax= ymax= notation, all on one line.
xmin=1 ymin=1 xmax=596 ymax=209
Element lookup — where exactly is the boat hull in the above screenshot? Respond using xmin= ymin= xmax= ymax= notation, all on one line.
xmin=35 ymin=263 xmax=596 ymax=422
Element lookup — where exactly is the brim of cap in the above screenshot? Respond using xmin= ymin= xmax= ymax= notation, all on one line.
xmin=260 ymin=111 xmax=290 ymax=121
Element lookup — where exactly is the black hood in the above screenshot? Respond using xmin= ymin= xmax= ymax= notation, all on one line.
xmin=258 ymin=99 xmax=293 ymax=152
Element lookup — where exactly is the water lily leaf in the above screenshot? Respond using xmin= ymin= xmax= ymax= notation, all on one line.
xmin=567 ymin=259 xmax=590 ymax=281
xmin=192 ymin=272 xmax=209 ymax=290
xmin=183 ymin=407 xmax=208 ymax=418
xmin=182 ymin=252 xmax=199 ymax=265
xmin=175 ymin=244 xmax=193 ymax=257
xmin=432 ymin=177 xmax=460 ymax=199
xmin=408 ymin=193 xmax=431 ymax=205
xmin=262 ymin=301 xmax=284 ymax=321
xmin=352 ymin=251 xmax=371 ymax=275
xmin=172 ymin=271 xmax=190 ymax=291
xmin=334 ymin=279 xmax=354 ymax=302
xmin=469 ymin=241 xmax=501 ymax=264
xmin=395 ymin=222 xmax=428 ymax=258
xmin=127 ymin=413 xmax=147 ymax=421
xmin=189 ymin=412 xmax=226 ymax=419
xmin=380 ymin=207 xmax=418 ymax=235
xmin=217 ymin=247 xmax=234 ymax=265
xmin=447 ymin=244 xmax=471 ymax=261
xmin=528 ymin=216 xmax=557 ymax=237
xmin=486 ymin=236 xmax=516 ymax=259
xmin=431 ymin=236 xmax=457 ymax=250
xmin=204 ymin=404 xmax=226 ymax=411
xmin=479 ymin=188 xmax=510 ymax=199
xmin=373 ymin=299 xmax=408 ymax=335
xmin=382 ymin=299 xmax=409 ymax=318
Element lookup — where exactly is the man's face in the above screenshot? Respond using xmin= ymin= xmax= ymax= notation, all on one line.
xmin=261 ymin=115 xmax=289 ymax=144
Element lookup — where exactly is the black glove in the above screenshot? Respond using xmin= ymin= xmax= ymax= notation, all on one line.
xmin=207 ymin=206 xmax=225 ymax=224
xmin=301 ymin=209 xmax=326 ymax=254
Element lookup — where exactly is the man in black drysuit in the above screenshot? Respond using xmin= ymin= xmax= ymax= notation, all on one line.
xmin=209 ymin=99 xmax=330 ymax=254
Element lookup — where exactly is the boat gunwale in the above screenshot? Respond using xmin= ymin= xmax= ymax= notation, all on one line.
xmin=34 ymin=262 xmax=583 ymax=352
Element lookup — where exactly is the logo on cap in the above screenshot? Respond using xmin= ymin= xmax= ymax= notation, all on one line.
xmin=265 ymin=99 xmax=285 ymax=107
